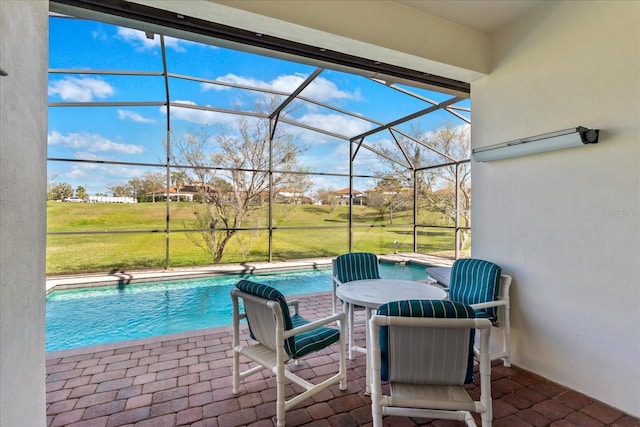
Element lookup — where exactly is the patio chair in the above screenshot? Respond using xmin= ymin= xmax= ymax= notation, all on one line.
xmin=332 ymin=252 xmax=381 ymax=312
xmin=449 ymin=258 xmax=513 ymax=366
xmin=231 ymin=279 xmax=347 ymax=427
xmin=369 ymin=300 xmax=493 ymax=427
xmin=332 ymin=252 xmax=380 ymax=355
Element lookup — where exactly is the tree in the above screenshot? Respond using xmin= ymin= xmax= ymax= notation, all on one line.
xmin=106 ymin=184 xmax=132 ymax=197
xmin=127 ymin=171 xmax=165 ymax=202
xmin=170 ymin=170 xmax=189 ymax=202
xmin=49 ymin=182 xmax=73 ymax=201
xmin=374 ymin=122 xmax=471 ymax=251
xmin=315 ymin=188 xmax=340 ymax=213
xmin=419 ymin=124 xmax=471 ymax=250
xmin=75 ymin=186 xmax=88 ymax=201
xmin=365 ymin=177 xmax=411 ymax=223
xmin=170 ymin=96 xmax=308 ymax=263
xmin=141 ymin=171 xmax=166 ymax=202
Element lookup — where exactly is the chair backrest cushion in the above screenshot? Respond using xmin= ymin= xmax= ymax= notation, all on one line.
xmin=377 ymin=300 xmax=476 ymax=384
xmin=449 ymin=258 xmax=501 ymax=322
xmin=333 ymin=252 xmax=380 ymax=283
xmin=236 ymin=280 xmax=296 ymax=356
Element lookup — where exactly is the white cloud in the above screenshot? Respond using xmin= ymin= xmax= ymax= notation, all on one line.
xmin=117 ymin=109 xmax=156 ymax=123
xmin=201 ymin=74 xmax=271 ymax=92
xmin=48 ymin=77 xmax=114 ymax=102
xmin=48 ymin=131 xmax=144 ymax=155
xmin=115 ymin=27 xmax=193 ymax=52
xmin=274 ymin=74 xmax=358 ymax=102
xmin=73 ymin=152 xmax=100 ymax=161
xmin=67 ymin=167 xmax=92 ymax=179
xmin=165 ymin=100 xmax=238 ymax=125
xmin=91 ymin=28 xmax=108 ymax=41
xmin=62 ymin=163 xmax=147 ymax=195
xmin=202 ymin=73 xmax=359 ymax=103
xmin=296 ymin=113 xmax=372 ymax=138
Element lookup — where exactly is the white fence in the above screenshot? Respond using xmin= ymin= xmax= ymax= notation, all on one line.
xmin=87 ymin=196 xmax=136 ymax=204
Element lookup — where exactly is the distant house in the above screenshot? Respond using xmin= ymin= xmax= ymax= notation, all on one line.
xmin=335 ymin=188 xmax=365 ymax=205
xmin=364 ymin=185 xmax=411 ymax=197
xmin=275 ymin=187 xmax=312 ymax=204
xmin=146 ymin=185 xmax=194 ymax=202
xmin=146 ymin=182 xmax=233 ymax=203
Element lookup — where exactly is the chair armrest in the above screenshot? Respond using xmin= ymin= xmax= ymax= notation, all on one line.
xmin=283 ymin=312 xmax=346 ymax=339
xmin=287 ymin=299 xmax=299 ymax=315
xmin=469 ymin=298 xmax=507 ymax=311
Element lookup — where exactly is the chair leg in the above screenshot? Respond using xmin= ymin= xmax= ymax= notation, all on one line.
xmin=370 ymin=350 xmax=383 ymax=427
xmin=502 ymin=320 xmax=511 ymax=367
xmin=332 ymin=281 xmax=337 ymax=314
xmin=232 ymin=349 xmax=240 ymax=394
xmin=348 ymin=303 xmax=355 ymax=360
xmin=480 ymin=412 xmax=492 ymax=427
xmin=339 ymin=318 xmax=347 ymax=390
xmin=275 ymin=361 xmax=286 ymax=427
xmin=371 ymin=406 xmax=383 ymax=427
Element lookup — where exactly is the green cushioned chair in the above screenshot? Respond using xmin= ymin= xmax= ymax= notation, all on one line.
xmin=449 ymin=258 xmax=513 ymax=366
xmin=370 ymin=300 xmax=493 ymax=427
xmin=332 ymin=252 xmax=380 ymax=357
xmin=332 ymin=252 xmax=380 ymax=313
xmin=231 ymin=280 xmax=347 ymax=427
xmin=449 ymin=258 xmax=501 ymax=321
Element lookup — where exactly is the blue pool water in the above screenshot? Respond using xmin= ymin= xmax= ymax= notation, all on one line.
xmin=46 ymin=262 xmax=428 ymax=351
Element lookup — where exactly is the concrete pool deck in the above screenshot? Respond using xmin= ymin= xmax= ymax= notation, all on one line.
xmin=45 ymin=290 xmax=639 ymax=427
xmin=45 ymin=253 xmax=454 ymax=293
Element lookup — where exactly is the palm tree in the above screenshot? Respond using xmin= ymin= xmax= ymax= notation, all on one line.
xmin=170 ymin=171 xmax=189 ymax=202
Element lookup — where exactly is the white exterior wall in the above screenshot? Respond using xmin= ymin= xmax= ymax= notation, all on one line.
xmin=471 ymin=1 xmax=640 ymax=416
xmin=0 ymin=1 xmax=48 ymax=426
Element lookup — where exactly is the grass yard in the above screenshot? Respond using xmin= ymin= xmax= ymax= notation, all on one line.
xmin=46 ymin=201 xmax=466 ymax=275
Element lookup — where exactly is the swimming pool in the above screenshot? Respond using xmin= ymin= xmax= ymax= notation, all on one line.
xmin=46 ymin=262 xmax=429 ymax=352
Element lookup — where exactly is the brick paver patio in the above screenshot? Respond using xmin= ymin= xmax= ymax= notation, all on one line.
xmin=46 ymin=291 xmax=639 ymax=427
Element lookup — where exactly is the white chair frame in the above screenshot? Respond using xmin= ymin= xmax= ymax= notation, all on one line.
xmin=231 ymin=289 xmax=347 ymax=427
xmin=369 ymin=315 xmax=493 ymax=427
xmin=426 ymin=267 xmax=513 ymax=367
xmin=470 ymin=274 xmax=512 ymax=367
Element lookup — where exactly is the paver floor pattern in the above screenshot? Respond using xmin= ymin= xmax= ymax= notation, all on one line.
xmin=46 ymin=292 xmax=639 ymax=427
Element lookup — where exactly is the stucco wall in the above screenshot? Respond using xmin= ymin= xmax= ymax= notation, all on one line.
xmin=471 ymin=1 xmax=640 ymax=416
xmin=0 ymin=1 xmax=48 ymax=426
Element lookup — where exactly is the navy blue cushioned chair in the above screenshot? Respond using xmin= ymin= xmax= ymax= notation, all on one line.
xmin=449 ymin=258 xmax=513 ymax=366
xmin=369 ymin=300 xmax=493 ymax=427
xmin=231 ymin=280 xmax=346 ymax=427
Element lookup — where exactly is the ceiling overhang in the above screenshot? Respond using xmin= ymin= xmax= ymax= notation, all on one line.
xmin=50 ymin=0 xmax=471 ymax=96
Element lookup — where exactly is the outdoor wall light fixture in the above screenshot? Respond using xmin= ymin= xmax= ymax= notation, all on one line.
xmin=472 ymin=126 xmax=599 ymax=162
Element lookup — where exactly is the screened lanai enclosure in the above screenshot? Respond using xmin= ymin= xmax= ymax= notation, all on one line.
xmin=47 ymin=6 xmax=472 ymax=275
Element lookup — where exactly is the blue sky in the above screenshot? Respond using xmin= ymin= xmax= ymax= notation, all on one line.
xmin=48 ymin=15 xmax=470 ymax=196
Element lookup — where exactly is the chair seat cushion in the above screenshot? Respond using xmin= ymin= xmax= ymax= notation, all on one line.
xmin=290 ymin=314 xmax=341 ymax=358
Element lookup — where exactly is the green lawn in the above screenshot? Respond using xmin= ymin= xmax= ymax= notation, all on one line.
xmin=46 ymin=201 xmax=466 ymax=274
